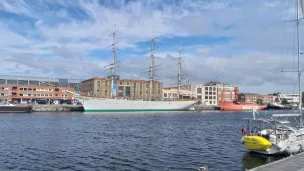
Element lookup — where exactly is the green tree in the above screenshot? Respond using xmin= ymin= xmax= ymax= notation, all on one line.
xmin=281 ymin=98 xmax=289 ymax=105
xmin=256 ymin=99 xmax=263 ymax=105
xmin=275 ymin=98 xmax=279 ymax=102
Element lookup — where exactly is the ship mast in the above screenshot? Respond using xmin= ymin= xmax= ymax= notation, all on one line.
xmin=177 ymin=42 xmax=184 ymax=99
xmin=297 ymin=0 xmax=303 ymax=126
xmin=149 ymin=38 xmax=156 ymax=101
xmin=141 ymin=36 xmax=161 ymax=101
xmin=105 ymin=24 xmax=119 ymax=98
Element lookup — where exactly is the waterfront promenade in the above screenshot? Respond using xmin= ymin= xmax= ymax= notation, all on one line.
xmin=249 ymin=152 xmax=304 ymax=171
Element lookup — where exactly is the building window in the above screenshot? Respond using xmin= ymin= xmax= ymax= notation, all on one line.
xmin=18 ymin=80 xmax=28 ymax=85
xmin=213 ymin=87 xmax=216 ymax=91
xmin=209 ymin=87 xmax=212 ymax=91
xmin=29 ymin=80 xmax=39 ymax=86
xmin=205 ymin=87 xmax=208 ymax=91
xmin=197 ymin=88 xmax=202 ymax=94
xmin=213 ymin=92 xmax=216 ymax=95
xmin=7 ymin=80 xmax=17 ymax=84
xmin=19 ymin=94 xmax=23 ymax=96
xmin=20 ymin=88 xmax=24 ymax=90
xmin=126 ymin=87 xmax=131 ymax=97
xmin=0 ymin=79 xmax=6 ymax=84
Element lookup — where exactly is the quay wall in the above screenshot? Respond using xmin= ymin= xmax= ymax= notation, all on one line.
xmin=32 ymin=104 xmax=84 ymax=112
xmin=194 ymin=104 xmax=220 ymax=110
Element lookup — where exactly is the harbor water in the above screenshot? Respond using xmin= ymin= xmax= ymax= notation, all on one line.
xmin=0 ymin=111 xmax=286 ymax=171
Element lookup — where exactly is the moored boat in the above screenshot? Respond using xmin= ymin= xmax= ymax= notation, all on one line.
xmin=266 ymin=102 xmax=292 ymax=110
xmin=80 ymin=97 xmax=198 ymax=112
xmin=240 ymin=112 xmax=304 ymax=155
xmin=219 ymin=100 xmax=266 ymax=111
xmin=73 ymin=25 xmax=200 ymax=112
xmin=0 ymin=104 xmax=32 ymax=113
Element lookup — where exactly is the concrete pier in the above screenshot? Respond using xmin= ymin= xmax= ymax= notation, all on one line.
xmin=32 ymin=104 xmax=84 ymax=112
xmin=249 ymin=152 xmax=304 ymax=171
xmin=194 ymin=104 xmax=220 ymax=110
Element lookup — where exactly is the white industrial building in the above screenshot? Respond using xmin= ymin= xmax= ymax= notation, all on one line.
xmin=278 ymin=93 xmax=299 ymax=104
xmin=182 ymin=82 xmax=237 ymax=106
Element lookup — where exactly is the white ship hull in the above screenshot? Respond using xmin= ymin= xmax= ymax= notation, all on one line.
xmin=79 ymin=97 xmax=198 ymax=112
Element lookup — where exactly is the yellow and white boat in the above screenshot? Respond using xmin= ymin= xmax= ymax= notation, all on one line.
xmin=243 ymin=136 xmax=272 ymax=151
xmin=240 ymin=110 xmax=304 ymax=155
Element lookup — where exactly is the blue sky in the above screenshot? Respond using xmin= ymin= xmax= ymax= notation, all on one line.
xmin=0 ymin=0 xmax=303 ymax=93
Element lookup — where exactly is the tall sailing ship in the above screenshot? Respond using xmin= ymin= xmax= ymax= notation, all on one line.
xmin=77 ymin=26 xmax=198 ymax=112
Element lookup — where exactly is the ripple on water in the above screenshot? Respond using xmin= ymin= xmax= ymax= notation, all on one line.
xmin=0 ymin=111 xmax=285 ymax=171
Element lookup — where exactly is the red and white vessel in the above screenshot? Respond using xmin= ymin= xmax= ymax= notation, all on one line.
xmin=218 ymin=87 xmax=266 ymax=111
xmin=219 ymin=100 xmax=266 ymax=111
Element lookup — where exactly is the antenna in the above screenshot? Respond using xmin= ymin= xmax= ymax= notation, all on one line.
xmin=221 ymin=73 xmax=225 ymax=101
xmin=104 ymin=24 xmax=119 ymax=98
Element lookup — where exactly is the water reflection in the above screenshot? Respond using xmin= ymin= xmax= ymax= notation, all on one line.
xmin=242 ymin=152 xmax=286 ymax=170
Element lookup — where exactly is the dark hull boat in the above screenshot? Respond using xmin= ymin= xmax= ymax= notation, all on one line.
xmin=0 ymin=105 xmax=32 ymax=113
xmin=266 ymin=103 xmax=292 ymax=110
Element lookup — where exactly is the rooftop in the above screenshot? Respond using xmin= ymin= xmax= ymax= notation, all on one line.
xmin=0 ymin=75 xmax=82 ymax=83
xmin=83 ymin=77 xmax=161 ymax=83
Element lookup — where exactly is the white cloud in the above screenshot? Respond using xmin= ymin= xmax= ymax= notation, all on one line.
xmin=196 ymin=47 xmax=211 ymax=55
xmin=0 ymin=0 xmax=302 ymax=94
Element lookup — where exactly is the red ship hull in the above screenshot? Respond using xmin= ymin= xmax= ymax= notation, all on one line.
xmin=219 ymin=101 xmax=266 ymax=111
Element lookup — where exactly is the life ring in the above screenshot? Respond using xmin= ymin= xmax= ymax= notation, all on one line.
xmin=241 ymin=128 xmax=246 ymax=134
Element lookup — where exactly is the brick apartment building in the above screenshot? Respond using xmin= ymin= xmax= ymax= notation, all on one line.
xmin=80 ymin=77 xmax=163 ymax=101
xmin=0 ymin=84 xmax=74 ymax=104
xmin=238 ymin=93 xmax=276 ymax=104
xmin=0 ymin=75 xmax=81 ymax=104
